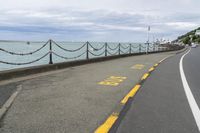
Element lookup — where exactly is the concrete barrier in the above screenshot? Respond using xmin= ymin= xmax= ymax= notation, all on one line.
xmin=0 ymin=48 xmax=184 ymax=82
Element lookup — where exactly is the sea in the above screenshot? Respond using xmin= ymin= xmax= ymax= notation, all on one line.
xmin=0 ymin=41 xmax=157 ymax=71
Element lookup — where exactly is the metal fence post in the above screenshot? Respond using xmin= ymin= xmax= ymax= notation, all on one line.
xmin=49 ymin=39 xmax=53 ymax=64
xmin=129 ymin=44 xmax=132 ymax=54
xmin=139 ymin=44 xmax=141 ymax=53
xmin=119 ymin=43 xmax=121 ymax=55
xmin=105 ymin=43 xmax=108 ymax=57
xmin=146 ymin=42 xmax=149 ymax=54
xmin=86 ymin=41 xmax=89 ymax=59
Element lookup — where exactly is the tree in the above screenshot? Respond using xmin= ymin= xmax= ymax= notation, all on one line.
xmin=192 ymin=35 xmax=197 ymax=41
xmin=182 ymin=36 xmax=191 ymax=45
xmin=196 ymin=38 xmax=200 ymax=44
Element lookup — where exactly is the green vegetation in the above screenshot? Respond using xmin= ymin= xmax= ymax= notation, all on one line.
xmin=175 ymin=27 xmax=200 ymax=45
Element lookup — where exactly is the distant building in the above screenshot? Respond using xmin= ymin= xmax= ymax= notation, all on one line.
xmin=195 ymin=30 xmax=200 ymax=35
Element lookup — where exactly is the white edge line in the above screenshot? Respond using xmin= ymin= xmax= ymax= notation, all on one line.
xmin=179 ymin=48 xmax=200 ymax=132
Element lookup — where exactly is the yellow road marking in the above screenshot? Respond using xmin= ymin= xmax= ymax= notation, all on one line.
xmin=154 ymin=63 xmax=158 ymax=67
xmin=98 ymin=76 xmax=127 ymax=86
xmin=141 ymin=73 xmax=149 ymax=80
xmin=98 ymin=81 xmax=119 ymax=86
xmin=95 ymin=113 xmax=118 ymax=133
xmin=110 ymin=76 xmax=127 ymax=80
xmin=131 ymin=64 xmax=145 ymax=69
xmin=121 ymin=85 xmax=141 ymax=104
xmin=148 ymin=67 xmax=155 ymax=72
xmin=95 ymin=62 xmax=163 ymax=132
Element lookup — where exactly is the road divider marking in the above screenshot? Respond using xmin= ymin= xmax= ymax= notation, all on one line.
xmin=148 ymin=67 xmax=155 ymax=72
xmin=95 ymin=113 xmax=119 ymax=133
xmin=121 ymin=85 xmax=141 ymax=104
xmin=141 ymin=73 xmax=149 ymax=80
xmin=131 ymin=64 xmax=145 ymax=69
xmin=154 ymin=63 xmax=158 ymax=67
xmin=98 ymin=76 xmax=127 ymax=86
xmin=179 ymin=48 xmax=200 ymax=131
xmin=95 ymin=55 xmax=174 ymax=133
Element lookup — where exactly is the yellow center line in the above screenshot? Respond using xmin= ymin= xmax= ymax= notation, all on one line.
xmin=120 ymin=85 xmax=141 ymax=104
xmin=95 ymin=113 xmax=118 ymax=133
xmin=141 ymin=73 xmax=149 ymax=80
xmin=95 ymin=63 xmax=160 ymax=132
xmin=148 ymin=67 xmax=155 ymax=72
xmin=154 ymin=63 xmax=158 ymax=67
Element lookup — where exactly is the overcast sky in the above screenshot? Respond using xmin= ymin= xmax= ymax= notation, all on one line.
xmin=0 ymin=0 xmax=199 ymax=42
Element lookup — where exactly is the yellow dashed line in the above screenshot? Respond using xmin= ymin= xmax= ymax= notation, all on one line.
xmin=95 ymin=59 xmax=165 ymax=132
xmin=148 ymin=67 xmax=155 ymax=72
xmin=154 ymin=63 xmax=158 ymax=67
xmin=120 ymin=85 xmax=141 ymax=104
xmin=141 ymin=73 xmax=149 ymax=80
xmin=95 ymin=113 xmax=118 ymax=133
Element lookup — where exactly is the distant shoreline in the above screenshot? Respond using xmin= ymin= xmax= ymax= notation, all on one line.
xmin=0 ymin=40 xmax=144 ymax=44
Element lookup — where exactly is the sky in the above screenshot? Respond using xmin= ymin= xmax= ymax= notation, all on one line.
xmin=0 ymin=0 xmax=200 ymax=42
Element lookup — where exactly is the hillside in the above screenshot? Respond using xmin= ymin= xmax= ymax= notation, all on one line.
xmin=175 ymin=27 xmax=200 ymax=44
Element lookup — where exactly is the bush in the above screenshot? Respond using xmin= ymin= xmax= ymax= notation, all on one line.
xmin=192 ymin=35 xmax=197 ymax=41
xmin=182 ymin=36 xmax=191 ymax=44
xmin=196 ymin=38 xmax=200 ymax=44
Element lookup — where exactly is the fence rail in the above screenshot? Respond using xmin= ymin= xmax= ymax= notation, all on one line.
xmin=0 ymin=39 xmax=182 ymax=66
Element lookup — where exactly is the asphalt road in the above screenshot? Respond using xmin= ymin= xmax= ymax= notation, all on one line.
xmin=0 ymin=83 xmax=19 ymax=108
xmin=115 ymin=47 xmax=200 ymax=133
xmin=0 ymin=52 xmax=177 ymax=133
xmin=184 ymin=47 xmax=200 ymax=108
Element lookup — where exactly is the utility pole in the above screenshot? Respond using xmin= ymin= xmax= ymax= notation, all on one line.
xmin=146 ymin=26 xmax=150 ymax=54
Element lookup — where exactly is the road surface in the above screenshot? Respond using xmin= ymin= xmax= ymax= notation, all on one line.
xmin=0 ymin=51 xmax=177 ymax=133
xmin=1 ymin=48 xmax=198 ymax=133
xmin=115 ymin=47 xmax=200 ymax=133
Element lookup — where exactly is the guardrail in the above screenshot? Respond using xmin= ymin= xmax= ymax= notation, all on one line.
xmin=0 ymin=39 xmax=181 ymax=66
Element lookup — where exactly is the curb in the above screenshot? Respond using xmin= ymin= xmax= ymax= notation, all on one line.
xmin=94 ymin=54 xmax=175 ymax=133
xmin=0 ymin=85 xmax=22 ymax=121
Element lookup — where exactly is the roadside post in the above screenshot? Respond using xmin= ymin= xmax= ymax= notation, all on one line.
xmin=49 ymin=39 xmax=53 ymax=64
xmin=105 ymin=43 xmax=108 ymax=56
xmin=86 ymin=41 xmax=89 ymax=59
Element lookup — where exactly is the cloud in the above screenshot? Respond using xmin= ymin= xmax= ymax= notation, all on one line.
xmin=166 ymin=22 xmax=198 ymax=30
xmin=0 ymin=0 xmax=200 ymax=42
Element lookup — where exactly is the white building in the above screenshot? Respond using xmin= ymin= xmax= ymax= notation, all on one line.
xmin=195 ymin=30 xmax=200 ymax=35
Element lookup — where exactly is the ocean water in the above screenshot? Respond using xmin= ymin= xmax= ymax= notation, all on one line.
xmin=0 ymin=41 xmax=157 ymax=71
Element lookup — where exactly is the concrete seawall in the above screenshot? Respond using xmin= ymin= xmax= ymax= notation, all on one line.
xmin=0 ymin=48 xmax=184 ymax=81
